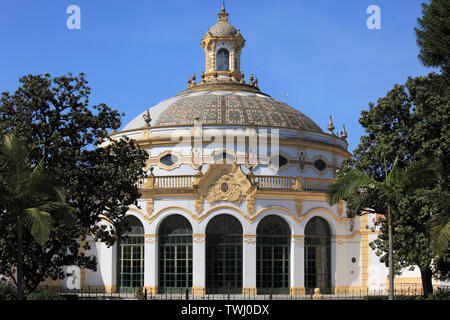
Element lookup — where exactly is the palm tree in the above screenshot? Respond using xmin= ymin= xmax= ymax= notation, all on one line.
xmin=326 ymin=156 xmax=438 ymax=300
xmin=0 ymin=134 xmax=75 ymax=300
xmin=429 ymin=192 xmax=450 ymax=258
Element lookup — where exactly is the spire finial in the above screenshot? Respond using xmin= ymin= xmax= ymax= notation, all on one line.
xmin=340 ymin=124 xmax=347 ymax=140
xmin=218 ymin=1 xmax=229 ymax=21
xmin=143 ymin=109 xmax=152 ymax=127
xmin=328 ymin=115 xmax=335 ymax=134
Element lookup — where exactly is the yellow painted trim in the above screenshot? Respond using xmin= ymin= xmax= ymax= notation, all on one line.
xmin=243 ymin=287 xmax=257 ymax=295
xmin=252 ymin=206 xmax=297 ymax=222
xmin=290 ymin=287 xmax=306 ymax=295
xmin=301 ymin=207 xmax=351 ymax=225
xmin=199 ymin=204 xmax=248 ymax=222
xmin=192 ymin=286 xmax=206 ymax=296
xmin=243 ymin=234 xmax=257 ymax=237
xmin=128 ymin=205 xmax=197 ymax=224
xmin=360 ymin=214 xmax=369 ymax=290
xmin=143 ymin=286 xmax=158 ymax=295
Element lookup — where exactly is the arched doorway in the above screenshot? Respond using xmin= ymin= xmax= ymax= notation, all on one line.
xmin=158 ymin=215 xmax=193 ymax=293
xmin=304 ymin=217 xmax=332 ymax=294
xmin=117 ymin=215 xmax=144 ymax=292
xmin=256 ymin=215 xmax=290 ymax=294
xmin=206 ymin=214 xmax=243 ymax=294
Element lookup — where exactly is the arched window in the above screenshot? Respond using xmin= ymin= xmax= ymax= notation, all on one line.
xmin=159 ymin=215 xmax=193 ymax=293
xmin=256 ymin=216 xmax=290 ymax=294
xmin=304 ymin=217 xmax=331 ymax=294
xmin=117 ymin=215 xmax=144 ymax=292
xmin=206 ymin=215 xmax=243 ymax=294
xmin=216 ymin=48 xmax=230 ymax=71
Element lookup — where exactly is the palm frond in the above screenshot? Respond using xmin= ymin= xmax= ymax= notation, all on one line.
xmin=326 ymin=169 xmax=372 ymax=206
xmin=399 ymin=158 xmax=442 ymax=188
xmin=23 ymin=208 xmax=52 ymax=246
xmin=430 ymin=212 xmax=450 ymax=258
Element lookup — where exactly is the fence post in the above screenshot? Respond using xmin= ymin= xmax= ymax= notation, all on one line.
xmin=185 ymin=288 xmax=189 ymax=300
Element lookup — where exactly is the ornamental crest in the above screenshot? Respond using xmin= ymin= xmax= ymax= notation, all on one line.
xmin=193 ymin=163 xmax=256 ymax=208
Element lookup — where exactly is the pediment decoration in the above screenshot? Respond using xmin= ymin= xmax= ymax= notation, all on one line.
xmin=192 ymin=163 xmax=257 ymax=213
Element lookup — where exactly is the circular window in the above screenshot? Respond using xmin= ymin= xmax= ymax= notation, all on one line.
xmin=314 ymin=159 xmax=327 ymax=171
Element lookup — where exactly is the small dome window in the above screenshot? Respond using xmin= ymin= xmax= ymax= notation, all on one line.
xmin=160 ymin=153 xmax=179 ymax=167
xmin=270 ymin=154 xmax=289 ymax=168
xmin=216 ymin=48 xmax=229 ymax=71
xmin=314 ymin=159 xmax=327 ymax=171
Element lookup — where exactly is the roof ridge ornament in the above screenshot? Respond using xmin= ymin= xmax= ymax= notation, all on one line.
xmin=340 ymin=124 xmax=347 ymax=140
xmin=218 ymin=1 xmax=229 ymax=22
xmin=328 ymin=115 xmax=335 ymax=135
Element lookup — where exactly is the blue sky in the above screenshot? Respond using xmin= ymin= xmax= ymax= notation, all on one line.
xmin=0 ymin=0 xmax=434 ymax=153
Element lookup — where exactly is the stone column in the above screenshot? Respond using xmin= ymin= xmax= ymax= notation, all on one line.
xmin=290 ymin=235 xmax=305 ymax=295
xmin=144 ymin=234 xmax=158 ymax=294
xmin=242 ymin=234 xmax=257 ymax=295
xmin=192 ymin=234 xmax=206 ymax=295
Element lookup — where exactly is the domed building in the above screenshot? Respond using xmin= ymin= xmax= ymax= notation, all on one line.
xmin=56 ymin=4 xmax=427 ymax=296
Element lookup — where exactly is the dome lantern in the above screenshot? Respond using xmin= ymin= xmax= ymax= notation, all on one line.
xmin=201 ymin=2 xmax=246 ymax=83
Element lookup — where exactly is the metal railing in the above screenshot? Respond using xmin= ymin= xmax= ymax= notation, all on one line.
xmin=34 ymin=285 xmax=450 ymax=300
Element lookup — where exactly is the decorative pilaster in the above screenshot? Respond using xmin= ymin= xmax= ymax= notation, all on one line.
xmin=360 ymin=214 xmax=370 ymax=290
xmin=192 ymin=234 xmax=206 ymax=294
xmin=144 ymin=234 xmax=158 ymax=293
xmin=243 ymin=234 xmax=257 ymax=292
xmin=290 ymin=235 xmax=304 ymax=294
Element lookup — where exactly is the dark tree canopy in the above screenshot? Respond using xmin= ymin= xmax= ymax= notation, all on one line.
xmin=415 ymin=0 xmax=450 ymax=71
xmin=0 ymin=73 xmax=148 ymax=292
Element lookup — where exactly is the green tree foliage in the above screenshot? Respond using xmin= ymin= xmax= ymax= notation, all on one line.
xmin=415 ymin=0 xmax=450 ymax=72
xmin=0 ymin=73 xmax=148 ymax=293
xmin=0 ymin=134 xmax=75 ymax=299
xmin=327 ymin=157 xmax=439 ymax=299
xmin=346 ymin=72 xmax=449 ymax=296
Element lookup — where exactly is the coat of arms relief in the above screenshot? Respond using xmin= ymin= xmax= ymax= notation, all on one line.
xmin=192 ymin=163 xmax=257 ymax=217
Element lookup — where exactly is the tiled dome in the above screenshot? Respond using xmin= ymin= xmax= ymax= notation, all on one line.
xmin=209 ymin=21 xmax=237 ymax=37
xmin=153 ymin=92 xmax=323 ymax=132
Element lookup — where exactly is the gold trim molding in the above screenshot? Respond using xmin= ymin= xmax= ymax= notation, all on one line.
xmin=243 ymin=287 xmax=257 ymax=295
xmin=192 ymin=286 xmax=206 ymax=296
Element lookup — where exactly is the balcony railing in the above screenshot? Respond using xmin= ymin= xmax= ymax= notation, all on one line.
xmin=137 ymin=175 xmax=332 ymax=192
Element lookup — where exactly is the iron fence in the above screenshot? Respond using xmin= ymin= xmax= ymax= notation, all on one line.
xmin=36 ymin=284 xmax=450 ymax=300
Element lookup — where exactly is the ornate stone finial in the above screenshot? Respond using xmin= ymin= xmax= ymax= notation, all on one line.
xmin=340 ymin=124 xmax=347 ymax=140
xmin=201 ymin=72 xmax=206 ymax=83
xmin=254 ymin=76 xmax=259 ymax=88
xmin=143 ymin=109 xmax=152 ymax=127
xmin=312 ymin=288 xmax=323 ymax=300
xmin=218 ymin=1 xmax=229 ymax=22
xmin=240 ymin=72 xmax=245 ymax=83
xmin=328 ymin=115 xmax=335 ymax=135
xmin=192 ymin=73 xmax=196 ymax=85
xmin=187 ymin=76 xmax=192 ymax=87
xmin=249 ymin=73 xmax=254 ymax=85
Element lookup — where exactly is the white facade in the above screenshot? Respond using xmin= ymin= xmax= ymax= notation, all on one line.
xmin=54 ymin=5 xmax=430 ymax=296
